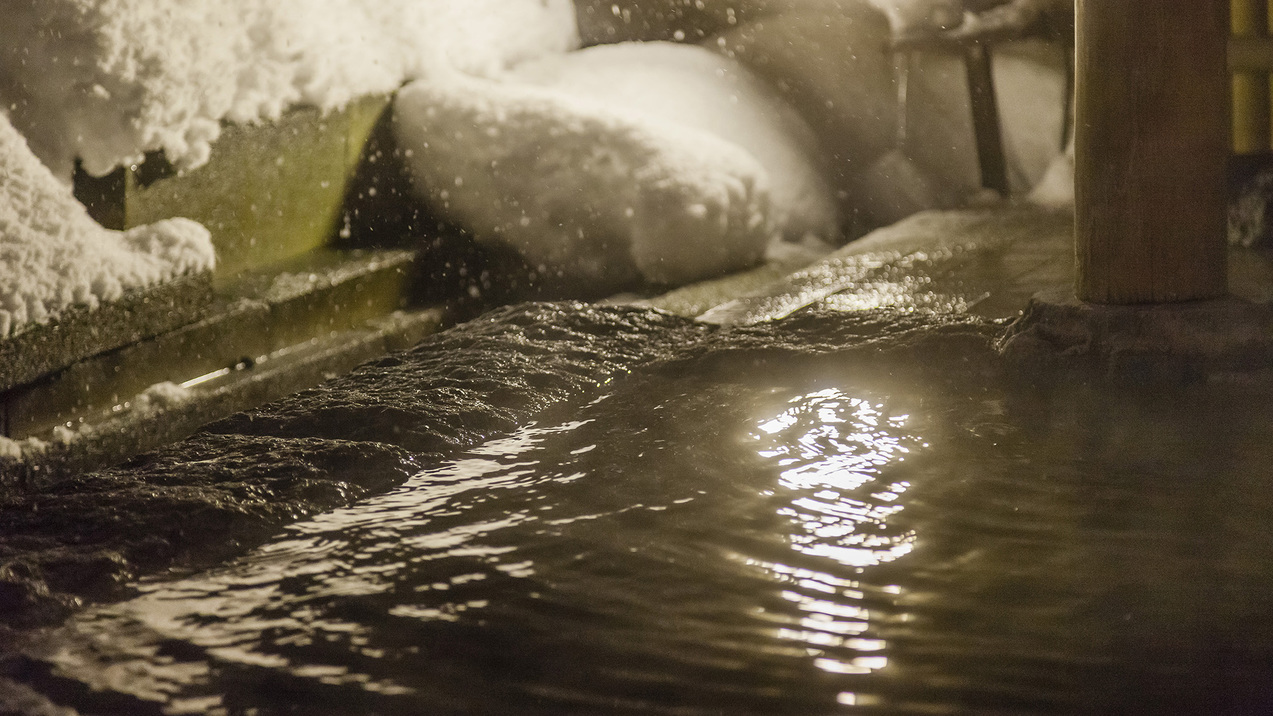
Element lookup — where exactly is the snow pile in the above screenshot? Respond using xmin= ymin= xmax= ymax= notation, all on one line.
xmin=0 ymin=0 xmax=578 ymax=179
xmin=394 ymin=68 xmax=776 ymax=290
xmin=131 ymin=380 xmax=193 ymax=411
xmin=0 ymin=113 xmax=215 ymax=338
xmin=394 ymin=41 xmax=852 ymax=290
xmin=509 ymin=42 xmax=840 ymax=246
xmin=1028 ymin=138 xmax=1075 ymax=208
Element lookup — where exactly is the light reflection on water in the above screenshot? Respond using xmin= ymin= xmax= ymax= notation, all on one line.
xmin=30 ymin=381 xmax=928 ymax=714
xmin=23 ymin=367 xmax=1273 ymax=714
xmin=754 ymin=388 xmax=919 ymax=569
xmin=748 ymin=388 xmax=921 ymax=701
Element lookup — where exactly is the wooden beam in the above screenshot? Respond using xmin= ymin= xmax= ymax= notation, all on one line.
xmin=1228 ymin=35 xmax=1273 ymax=71
xmin=1075 ymin=0 xmax=1229 ymax=304
xmin=964 ymin=43 xmax=1010 ymax=196
xmin=1232 ymin=0 xmax=1271 ymax=152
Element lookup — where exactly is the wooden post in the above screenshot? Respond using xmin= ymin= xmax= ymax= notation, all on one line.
xmin=1075 ymin=0 xmax=1229 ymax=304
xmin=964 ymin=43 xmax=1010 ymax=196
xmin=1232 ymin=0 xmax=1270 ymax=153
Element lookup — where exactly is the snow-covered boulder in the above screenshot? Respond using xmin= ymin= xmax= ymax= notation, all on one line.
xmin=509 ymin=41 xmax=840 ymax=247
xmin=867 ymin=0 xmax=966 ymax=37
xmin=394 ymin=70 xmax=776 ymax=291
xmin=705 ymin=1 xmax=1070 ymax=220
xmin=0 ymin=113 xmax=214 ymax=339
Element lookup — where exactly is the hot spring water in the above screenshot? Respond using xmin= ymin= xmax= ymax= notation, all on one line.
xmin=10 ymin=305 xmax=1273 ymax=714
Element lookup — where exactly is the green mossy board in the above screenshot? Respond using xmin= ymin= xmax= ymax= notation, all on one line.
xmin=124 ymin=94 xmax=392 ymax=280
xmin=5 ymin=96 xmax=435 ymax=444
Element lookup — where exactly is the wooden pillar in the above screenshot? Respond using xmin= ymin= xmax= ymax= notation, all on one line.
xmin=1232 ymin=0 xmax=1271 ymax=153
xmin=1075 ymin=0 xmax=1229 ymax=304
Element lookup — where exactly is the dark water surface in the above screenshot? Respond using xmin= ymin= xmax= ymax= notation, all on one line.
xmin=8 ymin=305 xmax=1273 ymax=714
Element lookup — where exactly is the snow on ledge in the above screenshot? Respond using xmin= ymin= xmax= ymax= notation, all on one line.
xmin=0 ymin=380 xmax=191 ymax=464
xmin=0 ymin=113 xmax=215 ymax=339
xmin=0 ymin=0 xmax=579 ymax=180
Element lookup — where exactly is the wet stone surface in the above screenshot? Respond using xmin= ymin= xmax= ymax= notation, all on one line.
xmin=202 ymin=303 xmax=717 ymax=451
xmin=0 ymin=273 xmax=214 ymax=395
xmin=691 ymin=206 xmax=1075 ymax=325
xmin=1000 ymin=289 xmax=1273 ymax=379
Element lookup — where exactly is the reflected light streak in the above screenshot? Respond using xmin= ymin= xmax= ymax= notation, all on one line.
xmin=751 ymin=388 xmax=924 ymax=679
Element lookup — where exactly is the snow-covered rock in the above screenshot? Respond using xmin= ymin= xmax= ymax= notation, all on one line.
xmin=509 ymin=41 xmax=840 ymax=247
xmin=394 ymin=72 xmax=774 ymax=291
xmin=574 ymin=0 xmax=966 ymax=45
xmin=0 ymin=0 xmax=578 ymax=180
xmin=0 ymin=112 xmax=215 ymax=338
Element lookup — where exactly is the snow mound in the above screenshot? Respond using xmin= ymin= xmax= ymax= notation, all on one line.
xmin=0 ymin=113 xmax=215 ymax=339
xmin=509 ymin=41 xmax=840 ymax=246
xmin=1029 ymin=138 xmax=1075 ymax=208
xmin=0 ymin=0 xmax=578 ymax=179
xmin=394 ymin=73 xmax=775 ymax=290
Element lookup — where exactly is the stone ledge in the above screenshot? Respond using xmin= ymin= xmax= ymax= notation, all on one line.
xmin=0 ymin=305 xmax=449 ymax=491
xmin=2 ymin=248 xmax=426 ymax=442
xmin=999 ymin=288 xmax=1273 ymax=379
xmin=686 ymin=206 xmax=1073 ymax=325
xmin=0 ymin=273 xmax=214 ymax=396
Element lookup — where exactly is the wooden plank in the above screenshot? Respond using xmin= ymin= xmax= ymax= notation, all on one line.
xmin=964 ymin=43 xmax=1010 ymax=195
xmin=124 ymin=96 xmax=391 ymax=280
xmin=0 ymin=274 xmax=213 ymax=396
xmin=1075 ymin=0 xmax=1229 ymax=304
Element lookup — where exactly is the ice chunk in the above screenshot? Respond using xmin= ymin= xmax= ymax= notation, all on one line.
xmin=0 ymin=113 xmax=215 ymax=338
xmin=394 ymin=73 xmax=775 ymax=290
